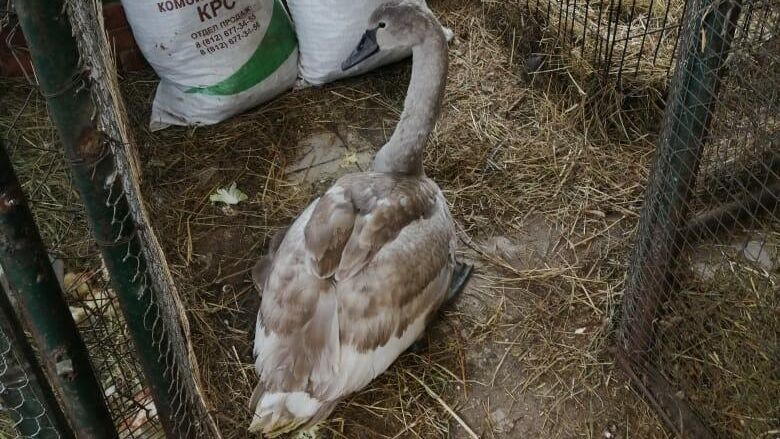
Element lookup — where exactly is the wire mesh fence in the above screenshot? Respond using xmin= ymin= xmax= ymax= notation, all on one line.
xmin=0 ymin=277 xmax=71 ymax=439
xmin=3 ymin=0 xmax=776 ymax=437
xmin=517 ymin=0 xmax=686 ymax=83
xmin=618 ymin=0 xmax=779 ymax=437
xmin=522 ymin=0 xmax=778 ymax=85
xmin=0 ymin=326 xmax=61 ymax=439
xmin=2 ymin=98 xmax=165 ymax=438
xmin=0 ymin=0 xmax=220 ymax=436
xmin=1 ymin=5 xmax=164 ymax=437
xmin=64 ymin=0 xmax=221 ymax=436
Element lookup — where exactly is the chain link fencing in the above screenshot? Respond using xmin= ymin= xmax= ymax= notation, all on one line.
xmin=0 ymin=279 xmax=68 ymax=439
xmin=489 ymin=0 xmax=780 ymax=435
xmin=1 ymin=0 xmax=219 ymax=436
xmin=2 ymin=83 xmax=164 ymax=438
xmin=2 ymin=0 xmax=777 ymax=438
xmin=617 ymin=0 xmax=778 ymax=437
xmin=1 ymin=7 xmax=70 ymax=438
xmin=522 ymin=0 xmax=688 ymax=82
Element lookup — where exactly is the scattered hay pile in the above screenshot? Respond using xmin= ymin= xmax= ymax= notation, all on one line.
xmin=668 ymin=224 xmax=779 ymax=437
xmin=110 ymin=1 xmax=663 ymax=436
xmin=2 ymin=0 xmax=662 ymax=436
xmin=484 ymin=0 xmax=687 ymax=142
xmin=1 ymin=0 xmax=776 ymax=437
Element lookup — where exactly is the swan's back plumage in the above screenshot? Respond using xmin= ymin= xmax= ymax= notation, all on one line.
xmin=250 ymin=1 xmax=454 ymax=435
xmin=249 ymin=173 xmax=455 ymax=436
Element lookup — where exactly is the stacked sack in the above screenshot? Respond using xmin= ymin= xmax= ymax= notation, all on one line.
xmin=121 ymin=0 xmax=299 ymax=130
xmin=286 ymin=0 xmax=450 ymax=86
xmin=121 ymin=0 xmax=448 ymax=129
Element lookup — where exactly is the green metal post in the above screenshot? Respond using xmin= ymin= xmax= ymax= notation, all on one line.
xmin=0 ymin=280 xmax=76 ymax=439
xmin=13 ymin=1 xmax=186 ymax=437
xmin=621 ymin=0 xmax=742 ymax=359
xmin=618 ymin=0 xmax=742 ymax=437
xmin=0 ymin=145 xmax=117 ymax=439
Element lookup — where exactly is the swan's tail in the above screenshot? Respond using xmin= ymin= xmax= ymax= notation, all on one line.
xmin=247 ymin=385 xmax=334 ymax=437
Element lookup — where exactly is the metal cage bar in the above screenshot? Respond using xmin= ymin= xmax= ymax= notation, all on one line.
xmin=617 ymin=0 xmax=745 ymax=436
xmin=0 ymin=275 xmax=75 ymax=439
xmin=12 ymin=0 xmax=205 ymax=436
xmin=0 ymin=143 xmax=117 ymax=438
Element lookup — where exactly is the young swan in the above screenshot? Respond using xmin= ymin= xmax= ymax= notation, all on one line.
xmin=248 ymin=1 xmax=471 ymax=436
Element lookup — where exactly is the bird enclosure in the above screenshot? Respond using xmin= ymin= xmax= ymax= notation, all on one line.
xmin=0 ymin=0 xmax=777 ymax=438
xmin=1 ymin=0 xmax=220 ymax=437
xmin=617 ymin=0 xmax=779 ymax=437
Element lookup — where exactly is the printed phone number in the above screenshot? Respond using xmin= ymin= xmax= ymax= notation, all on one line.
xmin=193 ymin=10 xmax=260 ymax=55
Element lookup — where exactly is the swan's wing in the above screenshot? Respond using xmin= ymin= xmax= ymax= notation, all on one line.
xmin=251 ymin=225 xmax=290 ymax=293
xmin=304 ymin=174 xmax=439 ymax=281
xmin=303 ymin=187 xmax=356 ymax=278
xmin=255 ymin=203 xmax=339 ymax=389
xmin=251 ymin=202 xmax=341 ymax=434
xmin=251 ymin=183 xmax=457 ymax=433
xmin=317 ymin=190 xmax=456 ymax=399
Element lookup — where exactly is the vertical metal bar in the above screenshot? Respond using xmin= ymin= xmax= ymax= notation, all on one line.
xmin=12 ymin=0 xmax=192 ymax=436
xmin=63 ymin=142 xmax=184 ymax=439
xmin=633 ymin=0 xmax=658 ymax=77
xmin=557 ymin=0 xmax=564 ymax=42
xmin=593 ymin=0 xmax=610 ymax=64
xmin=621 ymin=0 xmax=743 ymax=358
xmin=0 ymin=144 xmax=117 ymax=438
xmin=603 ymin=0 xmax=623 ymax=77
xmin=582 ymin=0 xmax=593 ymax=53
xmin=618 ymin=0 xmax=743 ymax=436
xmin=662 ymin=1 xmax=689 ymax=78
xmin=616 ymin=0 xmax=742 ymax=438
xmin=615 ymin=0 xmax=638 ymax=84
xmin=569 ymin=0 xmax=578 ymax=45
xmin=0 ymin=279 xmax=75 ymax=439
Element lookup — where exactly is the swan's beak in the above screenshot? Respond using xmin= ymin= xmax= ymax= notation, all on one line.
xmin=342 ymin=28 xmax=379 ymax=71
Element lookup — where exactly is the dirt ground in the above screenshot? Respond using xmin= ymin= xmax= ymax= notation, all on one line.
xmin=1 ymin=0 xmax=695 ymax=438
xmin=112 ymin=1 xmax=672 ymax=437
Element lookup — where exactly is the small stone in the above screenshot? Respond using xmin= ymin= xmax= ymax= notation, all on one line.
xmin=739 ymin=239 xmax=776 ymax=271
xmin=55 ymin=358 xmax=74 ymax=377
xmin=526 ymin=54 xmax=545 ymax=72
xmin=691 ymin=261 xmax=720 ymax=282
xmin=490 ymin=408 xmax=514 ymax=434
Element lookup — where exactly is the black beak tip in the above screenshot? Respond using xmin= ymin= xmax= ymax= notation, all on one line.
xmin=341 ymin=28 xmax=379 ymax=72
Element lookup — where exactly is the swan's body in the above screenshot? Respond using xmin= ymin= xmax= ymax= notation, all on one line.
xmin=249 ymin=2 xmax=469 ymax=435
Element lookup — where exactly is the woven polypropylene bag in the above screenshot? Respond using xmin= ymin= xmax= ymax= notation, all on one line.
xmin=121 ymin=0 xmax=298 ymax=130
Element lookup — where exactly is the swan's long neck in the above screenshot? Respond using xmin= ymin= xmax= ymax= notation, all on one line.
xmin=373 ymin=31 xmax=448 ymax=175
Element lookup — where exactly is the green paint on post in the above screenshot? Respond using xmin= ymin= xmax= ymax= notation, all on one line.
xmin=12 ymin=0 xmax=184 ymax=435
xmin=0 ymin=143 xmax=117 ymax=439
xmin=619 ymin=1 xmax=742 ymax=437
xmin=186 ymin=0 xmax=297 ymax=96
xmin=0 ymin=201 xmax=75 ymax=439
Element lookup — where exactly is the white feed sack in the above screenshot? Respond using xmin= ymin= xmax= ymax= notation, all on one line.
xmin=285 ymin=0 xmax=452 ymax=86
xmin=121 ymin=0 xmax=299 ymax=130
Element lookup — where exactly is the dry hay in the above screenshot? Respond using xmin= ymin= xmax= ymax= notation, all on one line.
xmin=483 ymin=0 xmax=685 ymax=143
xmin=109 ymin=0 xmax=664 ymax=437
xmin=652 ymin=16 xmax=780 ymax=437
xmin=2 ymin=0 xmax=664 ymax=436
xmin=664 ymin=223 xmax=779 ymax=438
xmin=1 ymin=0 xmax=775 ymax=438
xmin=488 ymin=0 xmax=687 ymax=84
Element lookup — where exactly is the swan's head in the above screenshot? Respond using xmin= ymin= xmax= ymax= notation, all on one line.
xmin=342 ymin=0 xmax=442 ymax=71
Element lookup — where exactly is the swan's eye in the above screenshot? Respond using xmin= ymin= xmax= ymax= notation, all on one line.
xmin=378 ymin=22 xmax=386 ymax=28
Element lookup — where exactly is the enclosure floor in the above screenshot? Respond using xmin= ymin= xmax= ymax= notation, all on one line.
xmin=120 ymin=2 xmax=669 ymax=437
xmin=1 ymin=1 xmax=679 ymax=438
